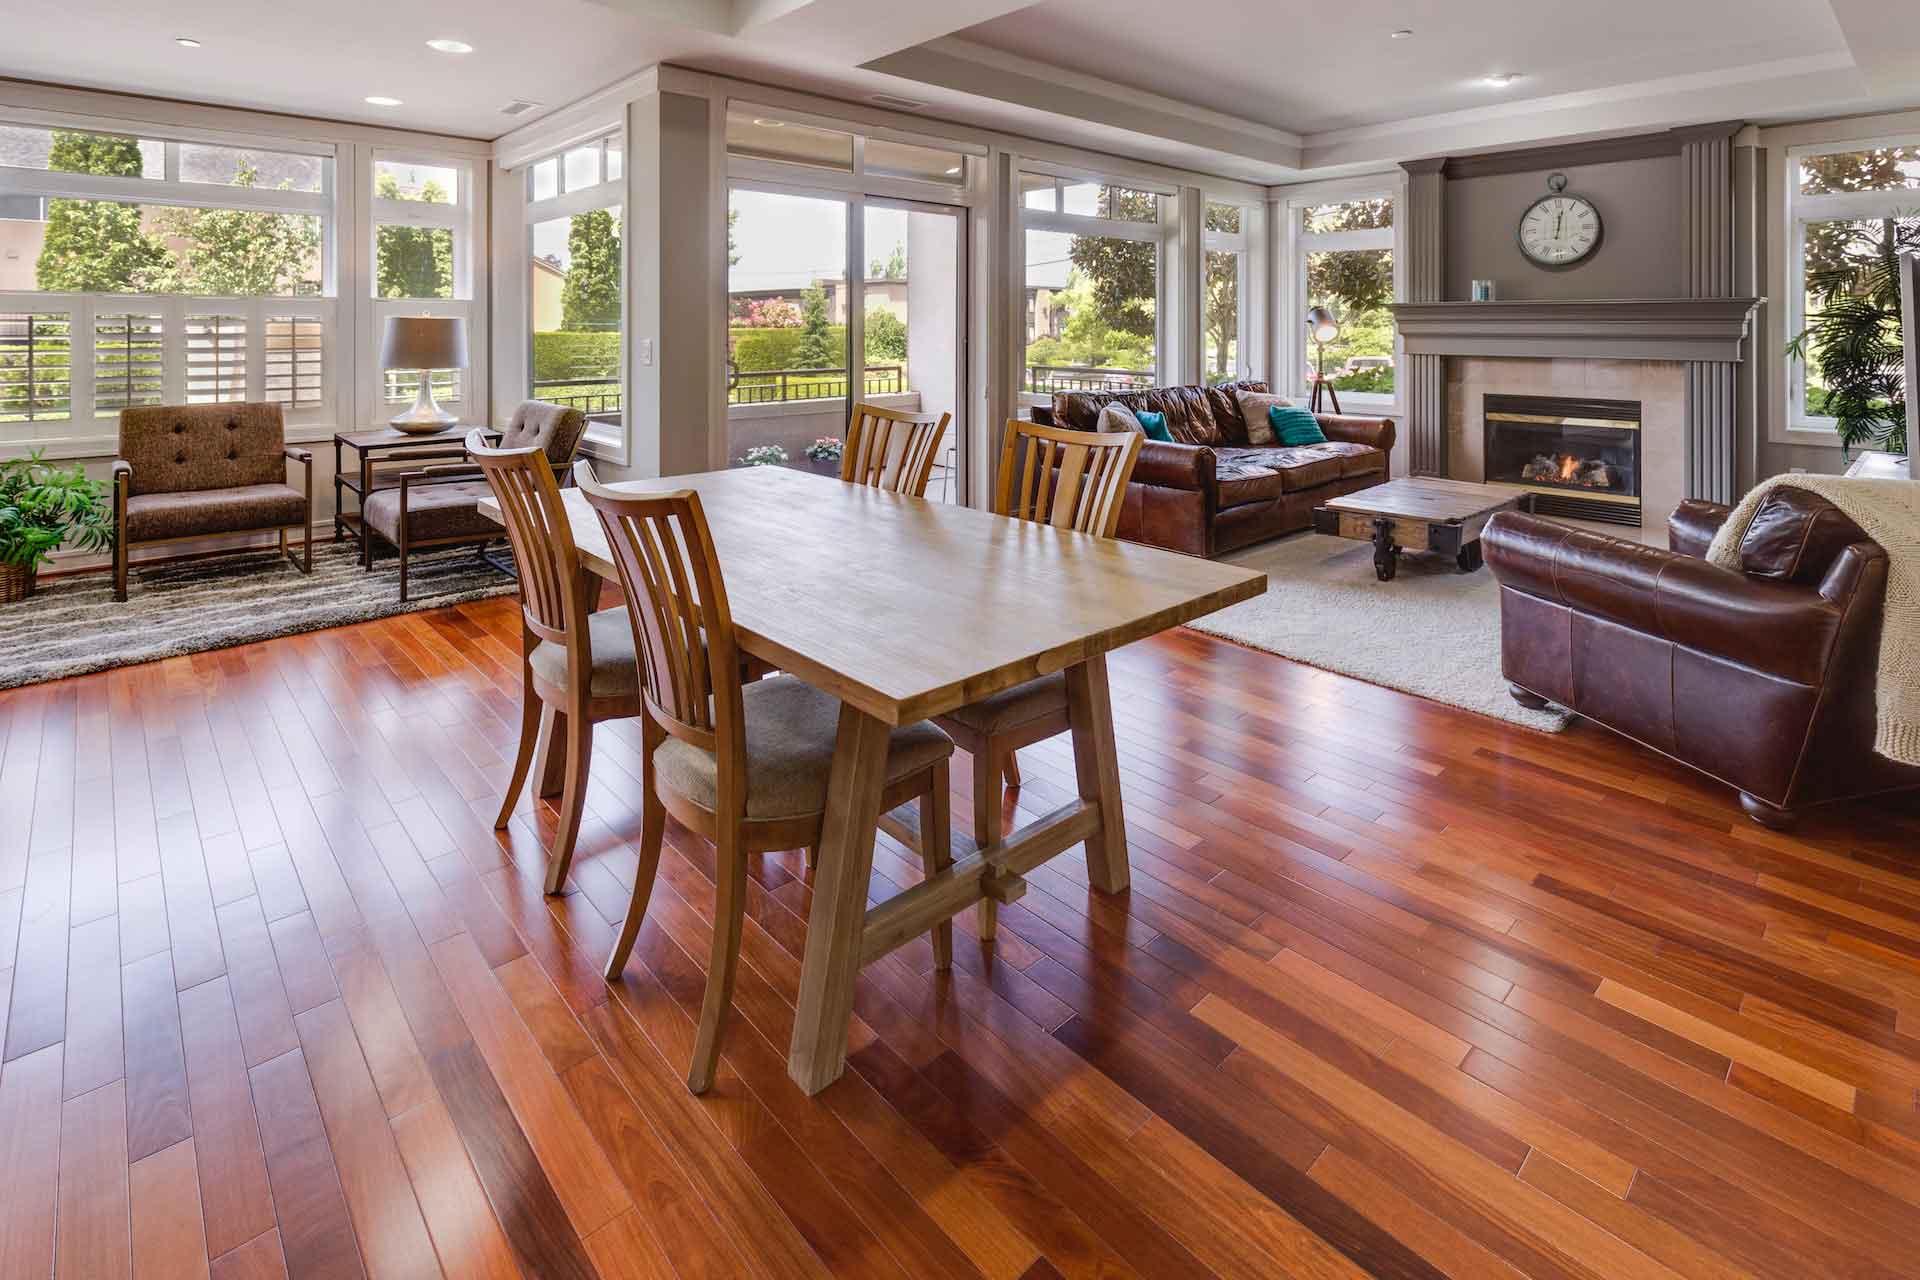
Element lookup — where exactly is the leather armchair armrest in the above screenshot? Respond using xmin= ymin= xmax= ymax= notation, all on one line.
xmin=111 ymin=459 xmax=130 ymax=525
xmin=1131 ymin=440 xmax=1216 ymax=493
xmin=1317 ymin=415 xmax=1397 ymax=453
xmin=1668 ymin=499 xmax=1733 ymax=559
xmin=1485 ymin=512 xmax=1845 ymax=685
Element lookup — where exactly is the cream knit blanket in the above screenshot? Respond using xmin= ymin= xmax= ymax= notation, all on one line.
xmin=1705 ymin=473 xmax=1920 ymax=765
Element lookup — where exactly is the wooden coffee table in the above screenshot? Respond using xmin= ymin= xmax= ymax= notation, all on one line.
xmin=1313 ymin=477 xmax=1532 ymax=581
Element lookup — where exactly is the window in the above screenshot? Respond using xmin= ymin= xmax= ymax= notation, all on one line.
xmin=370 ymin=151 xmax=478 ymax=420
xmin=726 ymin=112 xmax=853 ymax=172
xmin=1787 ymin=141 xmax=1919 ymax=431
xmin=1289 ymin=194 xmax=1396 ymax=406
xmin=524 ymin=131 xmax=622 ymax=451
xmin=0 ymin=120 xmax=337 ymax=438
xmin=1021 ymin=171 xmax=1165 ymax=398
xmin=1204 ymin=201 xmax=1249 ymax=385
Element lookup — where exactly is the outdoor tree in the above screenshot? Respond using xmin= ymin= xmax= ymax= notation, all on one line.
xmin=727 ymin=207 xmax=740 ymax=268
xmin=374 ymin=172 xmax=453 ymax=299
xmin=561 ymin=209 xmax=621 ymax=330
xmin=1798 ymin=146 xmax=1920 ymax=276
xmin=1790 ymin=210 xmax=1915 ymax=453
xmin=794 ymin=283 xmax=837 ymax=368
xmin=149 ymin=165 xmax=320 ymax=295
xmin=1067 ymin=187 xmax=1156 ymax=342
xmin=865 ymin=307 xmax=907 ymax=362
xmin=1304 ymin=197 xmax=1393 ymax=316
xmin=1203 ymin=203 xmax=1242 ymax=380
xmin=869 ymin=243 xmax=906 ymax=281
xmin=34 ymin=130 xmax=170 ymax=293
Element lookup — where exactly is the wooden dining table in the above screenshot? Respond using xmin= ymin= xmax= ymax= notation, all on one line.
xmin=480 ymin=464 xmax=1265 ymax=1093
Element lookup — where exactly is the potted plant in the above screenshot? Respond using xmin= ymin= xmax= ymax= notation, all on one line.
xmin=1788 ymin=209 xmax=1917 ymax=456
xmin=0 ymin=451 xmax=114 ymax=602
xmin=804 ymin=436 xmax=844 ymax=477
xmin=737 ymin=444 xmax=790 ymax=468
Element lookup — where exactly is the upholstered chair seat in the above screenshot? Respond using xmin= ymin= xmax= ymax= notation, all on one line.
xmin=124 ymin=482 xmax=308 ymax=542
xmin=654 ymin=675 xmax=953 ymax=821
xmin=527 ymin=606 xmax=641 ymax=698
xmin=940 ymin=673 xmax=1068 ymax=736
xmin=361 ymin=480 xmax=499 ymax=545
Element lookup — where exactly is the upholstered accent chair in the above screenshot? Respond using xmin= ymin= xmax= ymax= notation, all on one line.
xmin=361 ymin=400 xmax=588 ymax=600
xmin=112 ymin=402 xmax=312 ymax=601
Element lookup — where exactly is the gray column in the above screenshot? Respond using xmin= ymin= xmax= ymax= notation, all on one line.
xmin=1400 ymin=158 xmax=1447 ymax=477
xmin=1674 ymin=122 xmax=1744 ymax=504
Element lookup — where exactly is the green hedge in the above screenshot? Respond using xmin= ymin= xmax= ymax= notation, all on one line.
xmin=532 ymin=330 xmax=620 ymax=383
xmin=729 ymin=325 xmax=846 ymax=373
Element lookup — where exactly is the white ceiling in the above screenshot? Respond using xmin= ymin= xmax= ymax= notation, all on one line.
xmin=956 ymin=0 xmax=1851 ymax=134
xmin=1 ymin=0 xmax=1916 ymax=180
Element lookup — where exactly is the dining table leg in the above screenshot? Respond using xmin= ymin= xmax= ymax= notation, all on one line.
xmin=788 ymin=702 xmax=893 ymax=1095
xmin=1065 ymin=653 xmax=1130 ymax=894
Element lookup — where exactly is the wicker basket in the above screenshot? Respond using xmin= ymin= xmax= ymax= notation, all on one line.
xmin=0 ymin=561 xmax=35 ymax=604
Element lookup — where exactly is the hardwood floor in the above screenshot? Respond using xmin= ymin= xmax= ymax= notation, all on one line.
xmin=4 ymin=595 xmax=1919 ymax=1279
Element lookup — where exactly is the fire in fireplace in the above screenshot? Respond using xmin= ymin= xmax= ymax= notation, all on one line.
xmin=1484 ymin=394 xmax=1642 ymax=526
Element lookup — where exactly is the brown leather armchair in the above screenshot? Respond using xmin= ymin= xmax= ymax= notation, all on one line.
xmin=1484 ymin=492 xmax=1920 ymax=827
xmin=1033 ymin=380 xmax=1395 ymax=557
xmin=113 ymin=402 xmax=311 ymax=601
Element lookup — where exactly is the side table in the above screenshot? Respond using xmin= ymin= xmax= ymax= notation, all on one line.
xmin=333 ymin=426 xmax=470 ymax=560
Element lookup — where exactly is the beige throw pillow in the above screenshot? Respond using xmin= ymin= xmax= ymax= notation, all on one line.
xmin=1097 ymin=402 xmax=1144 ymax=435
xmin=1235 ymin=389 xmax=1293 ymax=446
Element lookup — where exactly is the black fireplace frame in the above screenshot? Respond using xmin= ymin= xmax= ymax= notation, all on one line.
xmin=1483 ymin=393 xmax=1643 ymax=527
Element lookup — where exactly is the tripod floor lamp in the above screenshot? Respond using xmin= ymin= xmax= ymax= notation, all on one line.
xmin=1306 ymin=305 xmax=1342 ymax=415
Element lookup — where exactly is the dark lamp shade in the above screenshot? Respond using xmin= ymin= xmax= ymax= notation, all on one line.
xmin=380 ymin=316 xmax=469 ymax=371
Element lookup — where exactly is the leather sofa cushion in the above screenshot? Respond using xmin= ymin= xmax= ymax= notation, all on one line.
xmin=1214 ymin=442 xmax=1382 ymax=495
xmin=363 ymin=480 xmax=498 ymax=544
xmin=125 ymin=483 xmax=306 ymax=542
xmin=1738 ymin=488 xmax=1869 ymax=586
xmin=118 ymin=402 xmax=288 ymax=496
xmin=1214 ymin=452 xmax=1285 ymax=508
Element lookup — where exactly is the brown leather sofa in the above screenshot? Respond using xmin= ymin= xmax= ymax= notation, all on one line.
xmin=1033 ymin=380 xmax=1395 ymax=557
xmin=1484 ymin=491 xmax=1920 ymax=828
xmin=113 ymin=401 xmax=312 ymax=601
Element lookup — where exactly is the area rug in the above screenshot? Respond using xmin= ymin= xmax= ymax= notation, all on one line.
xmin=0 ymin=541 xmax=519 ymax=691
xmin=1183 ymin=532 xmax=1572 ymax=731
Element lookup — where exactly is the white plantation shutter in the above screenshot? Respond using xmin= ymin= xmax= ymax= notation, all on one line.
xmin=265 ymin=315 xmax=324 ymax=407
xmin=0 ymin=312 xmax=73 ymax=423
xmin=185 ymin=314 xmax=248 ymax=403
xmin=92 ymin=313 xmax=165 ymax=414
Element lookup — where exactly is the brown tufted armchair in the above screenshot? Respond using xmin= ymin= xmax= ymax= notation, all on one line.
xmin=360 ymin=400 xmax=589 ymax=601
xmin=113 ymin=402 xmax=312 ymax=601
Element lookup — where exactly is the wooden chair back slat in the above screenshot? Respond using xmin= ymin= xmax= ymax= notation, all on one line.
xmin=842 ymin=403 xmax=951 ymax=498
xmin=577 ymin=465 xmax=748 ymax=794
xmin=467 ymin=428 xmax=584 ymax=645
xmin=994 ymin=419 xmax=1142 ymax=537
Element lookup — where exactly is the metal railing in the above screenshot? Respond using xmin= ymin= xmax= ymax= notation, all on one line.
xmin=1024 ymin=363 xmax=1156 ymax=395
xmin=728 ymin=364 xmax=905 ymax=406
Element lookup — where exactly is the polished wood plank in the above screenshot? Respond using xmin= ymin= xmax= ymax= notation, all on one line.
xmin=122 ymin=950 xmax=193 ymax=1162
xmin=0 ymin=1044 xmax=64 ymax=1279
xmin=129 ymin=1139 xmax=211 ymax=1280
xmin=179 ymin=976 xmax=278 ymax=1258
xmin=56 ymin=1080 xmax=133 ymax=1280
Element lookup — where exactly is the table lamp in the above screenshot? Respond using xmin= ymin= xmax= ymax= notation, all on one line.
xmin=1306 ymin=305 xmax=1342 ymax=415
xmin=382 ymin=315 xmax=469 ymax=432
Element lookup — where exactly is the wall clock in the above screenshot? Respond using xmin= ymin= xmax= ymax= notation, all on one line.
xmin=1517 ymin=172 xmax=1603 ymax=269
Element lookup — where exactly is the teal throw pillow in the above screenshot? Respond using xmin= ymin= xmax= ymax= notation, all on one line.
xmin=1134 ymin=410 xmax=1174 ymax=443
xmin=1270 ymin=405 xmax=1327 ymax=447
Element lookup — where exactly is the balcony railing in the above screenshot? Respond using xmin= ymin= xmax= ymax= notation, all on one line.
xmin=729 ymin=364 xmax=904 ymax=406
xmin=1024 ymin=363 xmax=1156 ymax=396
xmin=531 ymin=378 xmax=622 ymax=416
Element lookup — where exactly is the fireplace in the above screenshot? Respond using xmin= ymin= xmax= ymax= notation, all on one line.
xmin=1483 ymin=394 xmax=1642 ymax=526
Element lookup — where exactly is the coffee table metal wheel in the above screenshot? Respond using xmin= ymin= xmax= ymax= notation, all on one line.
xmin=1371 ymin=518 xmax=1398 ymax=581
xmin=1456 ymin=540 xmax=1484 ymax=573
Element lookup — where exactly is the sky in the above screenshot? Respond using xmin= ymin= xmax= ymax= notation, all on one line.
xmin=728 ymin=189 xmax=909 ymax=291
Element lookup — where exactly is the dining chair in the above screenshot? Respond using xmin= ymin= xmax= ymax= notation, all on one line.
xmin=470 ymin=429 xmax=643 ymax=895
xmin=576 ymin=462 xmax=958 ymax=1093
xmin=841 ymin=403 xmax=951 ymax=497
xmin=934 ymin=419 xmax=1142 ymax=938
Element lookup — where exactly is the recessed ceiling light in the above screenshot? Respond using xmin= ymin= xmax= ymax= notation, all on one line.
xmin=1390 ymin=28 xmax=1413 ymax=38
xmin=425 ymin=38 xmax=473 ymax=54
xmin=365 ymin=95 xmax=404 ymax=107
xmin=751 ymin=118 xmax=784 ymax=128
xmin=174 ymin=36 xmax=201 ymax=48
xmin=1481 ymin=72 xmax=1520 ymax=88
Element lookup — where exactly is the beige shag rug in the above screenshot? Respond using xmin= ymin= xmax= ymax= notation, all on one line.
xmin=1183 ymin=532 xmax=1573 ymax=731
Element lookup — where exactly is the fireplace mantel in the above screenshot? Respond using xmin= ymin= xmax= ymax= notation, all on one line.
xmin=1390 ymin=298 xmax=1762 ymax=363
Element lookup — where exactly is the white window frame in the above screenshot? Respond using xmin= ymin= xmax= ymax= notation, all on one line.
xmin=0 ymin=116 xmax=339 ymax=451
xmin=369 ymin=149 xmax=479 ymax=419
xmin=523 ymin=129 xmax=626 ymax=458
xmin=1278 ymin=177 xmax=1405 ymax=416
xmin=1201 ymin=197 xmax=1259 ymax=385
xmin=1017 ymin=163 xmax=1173 ymax=405
xmin=1783 ymin=135 xmax=1919 ymax=435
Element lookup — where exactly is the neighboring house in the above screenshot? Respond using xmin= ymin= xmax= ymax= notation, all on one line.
xmin=0 ymin=195 xmax=46 ymax=292
xmin=1025 ymin=285 xmax=1066 ymax=342
xmin=532 ymin=254 xmax=565 ymax=331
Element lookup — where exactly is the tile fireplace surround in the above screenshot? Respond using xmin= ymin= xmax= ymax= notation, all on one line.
xmin=1446 ymin=357 xmax=1686 ymax=536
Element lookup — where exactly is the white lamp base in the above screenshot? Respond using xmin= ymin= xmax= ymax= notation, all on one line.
xmin=389 ymin=378 xmax=457 ymax=434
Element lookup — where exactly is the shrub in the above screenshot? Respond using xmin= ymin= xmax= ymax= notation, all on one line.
xmin=532 ymin=331 xmax=620 ymax=384
xmin=729 ymin=325 xmax=847 ymax=373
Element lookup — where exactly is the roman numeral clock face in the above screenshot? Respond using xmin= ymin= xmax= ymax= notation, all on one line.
xmin=1519 ymin=193 xmax=1602 ymax=268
